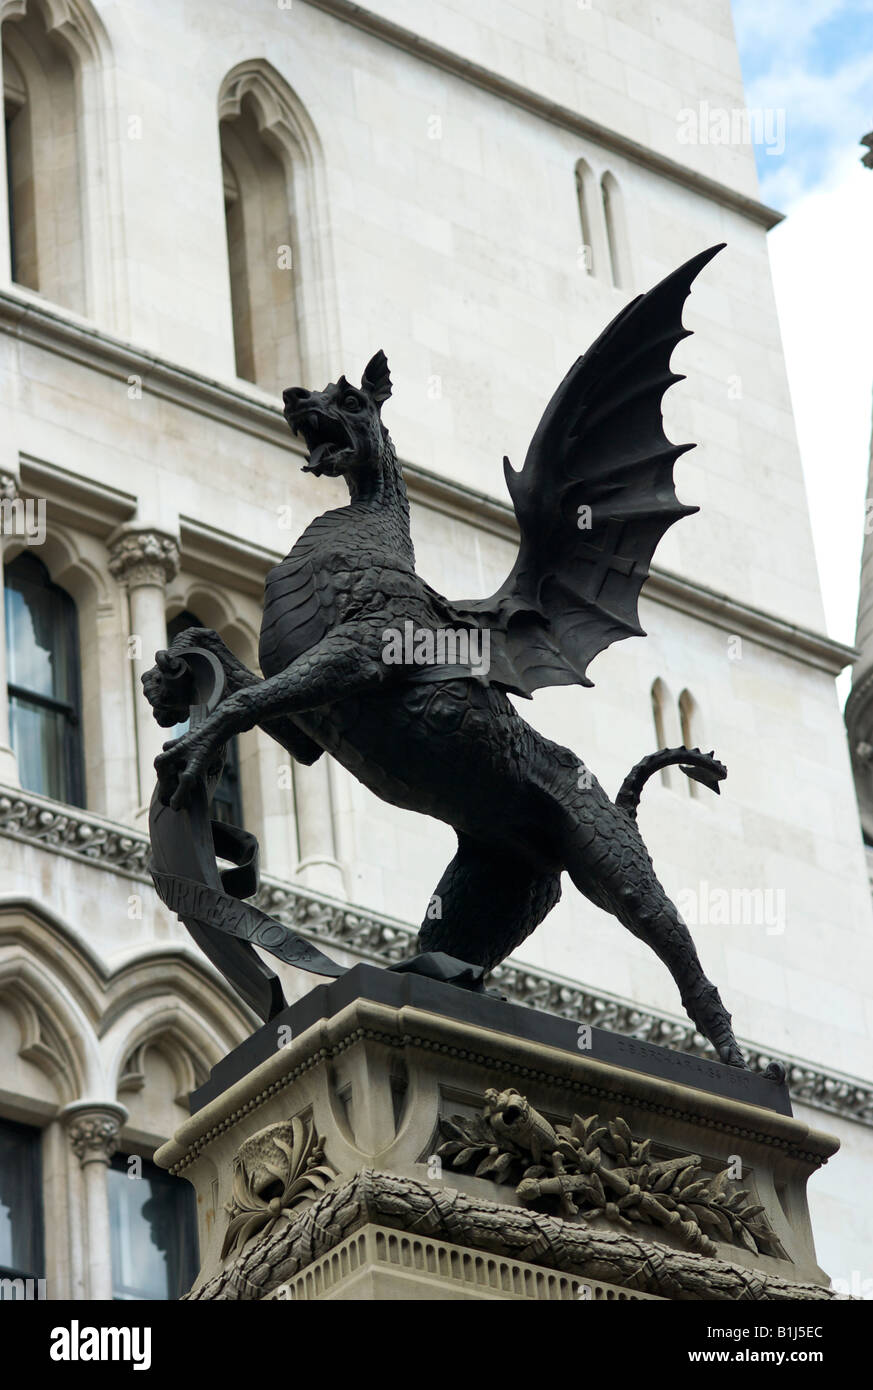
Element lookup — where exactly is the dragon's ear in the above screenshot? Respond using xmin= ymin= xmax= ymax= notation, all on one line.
xmin=361 ymin=350 xmax=392 ymax=406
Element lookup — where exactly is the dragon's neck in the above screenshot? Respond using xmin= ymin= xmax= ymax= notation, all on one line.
xmin=345 ymin=435 xmax=414 ymax=559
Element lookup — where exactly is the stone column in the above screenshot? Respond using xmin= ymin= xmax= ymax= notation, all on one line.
xmin=108 ymin=527 xmax=179 ymax=816
xmin=0 ymin=474 xmax=21 ymax=786
xmin=62 ymin=1101 xmax=128 ymax=1302
xmin=847 ymin=382 xmax=873 ymax=842
xmin=293 ymin=758 xmax=345 ymax=897
xmin=0 ymin=82 xmax=10 ymax=285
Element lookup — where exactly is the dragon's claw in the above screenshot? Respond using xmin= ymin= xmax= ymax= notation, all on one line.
xmin=155 ymin=731 xmax=216 ymax=811
xmin=169 ymin=766 xmax=201 ymax=812
xmin=717 ymin=1040 xmax=747 ymax=1070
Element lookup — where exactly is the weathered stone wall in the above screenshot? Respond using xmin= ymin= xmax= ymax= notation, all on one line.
xmin=0 ymin=0 xmax=867 ymax=1294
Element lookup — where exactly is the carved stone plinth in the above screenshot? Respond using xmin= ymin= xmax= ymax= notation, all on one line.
xmin=154 ymin=966 xmax=839 ymax=1301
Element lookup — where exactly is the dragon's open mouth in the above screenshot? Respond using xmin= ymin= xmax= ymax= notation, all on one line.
xmin=287 ymin=409 xmax=354 ymax=477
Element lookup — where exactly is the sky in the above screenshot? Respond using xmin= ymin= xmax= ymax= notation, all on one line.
xmin=730 ymin=0 xmax=873 ymax=683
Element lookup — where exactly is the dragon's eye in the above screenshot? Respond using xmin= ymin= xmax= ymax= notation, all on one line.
xmin=343 ymin=393 xmax=361 ymax=412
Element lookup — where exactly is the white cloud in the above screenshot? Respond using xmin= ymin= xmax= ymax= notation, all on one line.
xmin=731 ymin=0 xmax=873 ymax=700
xmin=748 ymin=53 xmax=873 ymax=206
xmin=766 ymin=153 xmax=873 ymax=667
xmin=731 ymin=0 xmax=860 ymax=55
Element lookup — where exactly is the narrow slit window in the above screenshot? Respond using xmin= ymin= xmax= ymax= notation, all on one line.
xmin=651 ymin=678 xmax=673 ymax=788
xmin=575 ymin=158 xmax=596 ymax=276
xmin=679 ymin=688 xmax=700 ymax=798
xmin=601 ymin=172 xmax=629 ymax=290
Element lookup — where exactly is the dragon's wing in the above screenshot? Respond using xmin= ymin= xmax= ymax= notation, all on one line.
xmin=454 ymin=245 xmax=724 ymax=697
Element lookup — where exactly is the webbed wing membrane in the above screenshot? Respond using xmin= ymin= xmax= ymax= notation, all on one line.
xmin=454 ymin=245 xmax=724 ymax=696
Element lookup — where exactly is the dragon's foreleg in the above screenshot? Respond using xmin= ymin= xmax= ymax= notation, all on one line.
xmin=155 ymin=629 xmax=390 ymax=810
xmin=143 ymin=626 xmax=328 ymax=769
xmin=142 ymin=627 xmax=256 ymax=726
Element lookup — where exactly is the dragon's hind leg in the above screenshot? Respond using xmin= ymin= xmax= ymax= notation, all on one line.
xmin=611 ymin=881 xmax=745 ymax=1068
xmin=418 ymin=833 xmax=561 ymax=973
xmin=562 ymin=802 xmax=746 ymax=1067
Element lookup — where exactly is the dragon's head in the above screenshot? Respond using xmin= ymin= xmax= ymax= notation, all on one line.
xmin=282 ymin=350 xmax=393 ymax=483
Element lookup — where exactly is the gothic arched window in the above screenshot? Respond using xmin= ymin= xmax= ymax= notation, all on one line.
xmin=5 ymin=551 xmax=84 ymax=806
xmin=651 ymin=677 xmax=674 ymax=788
xmin=601 ymin=172 xmax=630 ymax=290
xmin=217 ymin=60 xmax=339 ymax=397
xmin=219 ymin=93 xmax=300 ymax=393
xmin=574 ymin=158 xmax=597 ymax=276
xmin=679 ymin=688 xmax=701 ymax=798
xmin=3 ymin=47 xmax=33 ymax=290
xmin=1 ymin=3 xmax=86 ymax=312
xmin=0 ymin=1117 xmax=43 ymax=1294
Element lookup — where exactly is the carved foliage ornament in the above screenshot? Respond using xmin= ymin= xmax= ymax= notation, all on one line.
xmin=107 ymin=529 xmax=180 ymax=587
xmin=221 ymin=1115 xmax=338 ymax=1260
xmin=0 ymin=793 xmax=151 ymax=873
xmin=193 ymin=1172 xmax=834 ymax=1303
xmin=437 ymin=1089 xmax=787 ymax=1261
xmin=67 ymin=1114 xmax=123 ymax=1162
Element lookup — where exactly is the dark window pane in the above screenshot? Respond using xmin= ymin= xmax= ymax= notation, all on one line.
xmin=211 ymin=731 xmax=242 ymax=826
xmin=4 ymin=553 xmax=84 ymax=806
xmin=8 ymin=695 xmax=68 ymax=800
xmin=166 ymin=611 xmax=244 ymax=826
xmin=108 ymin=1154 xmax=198 ymax=1301
xmin=6 ymin=557 xmax=76 ymax=703
xmin=0 ymin=1118 xmax=44 ymax=1287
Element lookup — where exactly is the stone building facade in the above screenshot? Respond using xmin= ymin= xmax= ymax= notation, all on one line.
xmin=0 ymin=0 xmax=870 ymax=1300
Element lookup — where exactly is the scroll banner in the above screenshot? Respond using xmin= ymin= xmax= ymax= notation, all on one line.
xmin=148 ymin=643 xmax=349 ymax=1022
xmin=151 ymin=868 xmax=347 ymax=978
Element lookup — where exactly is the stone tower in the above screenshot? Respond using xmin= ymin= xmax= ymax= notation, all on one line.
xmin=846 ymin=132 xmax=873 ymax=856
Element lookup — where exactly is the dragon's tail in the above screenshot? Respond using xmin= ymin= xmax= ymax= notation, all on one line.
xmin=615 ymin=746 xmax=727 ymax=821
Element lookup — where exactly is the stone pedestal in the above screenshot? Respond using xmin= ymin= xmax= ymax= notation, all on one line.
xmin=155 ymin=965 xmax=839 ymax=1302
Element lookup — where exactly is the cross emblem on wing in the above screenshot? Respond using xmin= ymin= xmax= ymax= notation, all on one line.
xmin=576 ymin=517 xmax=638 ymax=602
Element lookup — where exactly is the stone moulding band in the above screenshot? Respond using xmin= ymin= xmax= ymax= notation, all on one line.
xmin=158 ymin=1000 xmax=838 ymax=1179
xmin=187 ymin=1169 xmax=837 ymax=1303
xmin=0 ymin=780 xmax=869 ymax=1130
xmin=301 ymin=0 xmax=784 ymax=231
xmin=0 ymin=291 xmax=853 ymax=677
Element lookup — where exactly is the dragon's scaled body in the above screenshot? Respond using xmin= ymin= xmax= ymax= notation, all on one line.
xmin=146 ymin=245 xmax=747 ymax=1068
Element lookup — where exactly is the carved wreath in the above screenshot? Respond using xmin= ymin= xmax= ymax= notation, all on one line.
xmin=221 ymin=1115 xmax=338 ymax=1259
xmin=437 ymin=1088 xmax=787 ymax=1260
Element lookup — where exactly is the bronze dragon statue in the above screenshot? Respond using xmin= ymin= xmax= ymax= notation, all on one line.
xmin=144 ymin=244 xmax=748 ymax=1067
